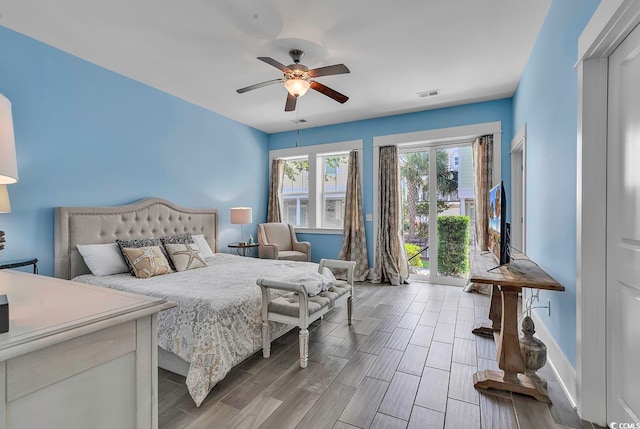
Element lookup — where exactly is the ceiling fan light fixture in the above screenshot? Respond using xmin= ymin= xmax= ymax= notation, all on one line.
xmin=237 ymin=50 xmax=350 ymax=110
xmin=284 ymin=78 xmax=310 ymax=97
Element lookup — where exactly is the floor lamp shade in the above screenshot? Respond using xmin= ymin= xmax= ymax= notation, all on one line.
xmin=0 ymin=185 xmax=10 ymax=213
xmin=230 ymin=207 xmax=252 ymax=225
xmin=0 ymin=94 xmax=18 ymax=184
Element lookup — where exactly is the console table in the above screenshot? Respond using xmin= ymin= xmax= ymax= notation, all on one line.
xmin=469 ymin=250 xmax=564 ymax=403
xmin=0 ymin=270 xmax=175 ymax=429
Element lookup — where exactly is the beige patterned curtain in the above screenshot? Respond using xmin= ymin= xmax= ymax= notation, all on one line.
xmin=267 ymin=158 xmax=284 ymax=223
xmin=472 ymin=135 xmax=493 ymax=251
xmin=373 ymin=146 xmax=409 ymax=285
xmin=338 ymin=150 xmax=369 ymax=281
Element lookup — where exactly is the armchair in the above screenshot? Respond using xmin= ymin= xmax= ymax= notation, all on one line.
xmin=257 ymin=223 xmax=311 ymax=261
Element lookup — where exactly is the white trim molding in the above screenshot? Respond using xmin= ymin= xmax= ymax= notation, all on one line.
xmin=269 ymin=139 xmax=363 ymax=160
xmin=576 ymin=0 xmax=640 ymax=425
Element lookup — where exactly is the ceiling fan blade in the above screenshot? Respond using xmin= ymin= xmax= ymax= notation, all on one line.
xmin=236 ymin=79 xmax=282 ymax=94
xmin=285 ymin=93 xmax=297 ymax=112
xmin=310 ymin=81 xmax=349 ymax=104
xmin=307 ymin=64 xmax=350 ymax=78
xmin=257 ymin=57 xmax=292 ymax=73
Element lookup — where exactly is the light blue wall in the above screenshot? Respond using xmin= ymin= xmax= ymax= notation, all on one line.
xmin=0 ymin=27 xmax=269 ymax=276
xmin=270 ymin=98 xmax=513 ymax=264
xmin=512 ymin=0 xmax=600 ymax=367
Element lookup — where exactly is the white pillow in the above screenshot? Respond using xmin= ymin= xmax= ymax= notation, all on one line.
xmin=322 ymin=267 xmax=337 ymax=283
xmin=77 ymin=243 xmax=129 ymax=276
xmin=192 ymin=234 xmax=215 ymax=259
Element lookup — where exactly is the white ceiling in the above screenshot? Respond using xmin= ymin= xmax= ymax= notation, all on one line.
xmin=0 ymin=0 xmax=551 ymax=134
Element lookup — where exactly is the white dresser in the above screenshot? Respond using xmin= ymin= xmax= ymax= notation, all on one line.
xmin=0 ymin=270 xmax=175 ymax=429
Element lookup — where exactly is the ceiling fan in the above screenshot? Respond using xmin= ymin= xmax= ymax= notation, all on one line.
xmin=237 ymin=49 xmax=350 ymax=112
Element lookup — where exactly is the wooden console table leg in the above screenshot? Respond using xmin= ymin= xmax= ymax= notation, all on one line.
xmin=497 ymin=286 xmax=524 ymax=380
xmin=472 ymin=284 xmax=502 ymax=337
xmin=473 ymin=285 xmax=551 ymax=403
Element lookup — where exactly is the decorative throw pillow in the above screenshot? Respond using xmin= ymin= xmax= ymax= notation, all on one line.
xmin=77 ymin=243 xmax=129 ymax=276
xmin=160 ymin=233 xmax=194 ymax=245
xmin=192 ymin=234 xmax=215 ymax=259
xmin=160 ymin=234 xmax=194 ymax=270
xmin=121 ymin=246 xmax=172 ymax=279
xmin=165 ymin=243 xmax=208 ymax=272
xmin=116 ymin=238 xmax=168 ymax=276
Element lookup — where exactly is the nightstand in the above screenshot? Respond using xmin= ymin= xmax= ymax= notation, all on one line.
xmin=0 ymin=258 xmax=38 ymax=274
xmin=227 ymin=243 xmax=259 ymax=257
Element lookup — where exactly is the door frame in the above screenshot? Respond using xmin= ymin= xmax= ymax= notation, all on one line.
xmin=577 ymin=0 xmax=640 ymax=424
xmin=372 ymin=121 xmax=502 ymax=285
xmin=510 ymin=124 xmax=526 ymax=253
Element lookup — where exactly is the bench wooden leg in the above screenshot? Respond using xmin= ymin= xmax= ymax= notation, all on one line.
xmin=262 ymin=321 xmax=271 ymax=358
xmin=299 ymin=328 xmax=309 ymax=368
xmin=347 ymin=296 xmax=353 ymax=326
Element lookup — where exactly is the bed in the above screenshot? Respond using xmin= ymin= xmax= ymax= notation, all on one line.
xmin=54 ymin=198 xmax=317 ymax=406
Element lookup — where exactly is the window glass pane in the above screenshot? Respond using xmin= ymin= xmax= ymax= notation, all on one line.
xmin=281 ymin=157 xmax=309 ymax=227
xmin=321 ymin=154 xmax=348 ymax=228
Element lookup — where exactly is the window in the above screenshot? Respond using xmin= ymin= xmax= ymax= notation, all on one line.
xmin=282 ymin=157 xmax=309 ymax=227
xmin=270 ymin=140 xmax=362 ymax=232
xmin=454 ymin=156 xmax=459 ymax=166
xmin=321 ymin=154 xmax=348 ymax=228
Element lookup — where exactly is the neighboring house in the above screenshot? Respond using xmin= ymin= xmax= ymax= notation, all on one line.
xmin=282 ymin=156 xmax=348 ymax=228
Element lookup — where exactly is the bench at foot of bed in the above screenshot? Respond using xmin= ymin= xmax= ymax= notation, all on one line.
xmin=256 ymin=258 xmax=355 ymax=368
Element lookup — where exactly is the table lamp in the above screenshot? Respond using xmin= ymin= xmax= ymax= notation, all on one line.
xmin=0 ymin=94 xmax=18 ymax=184
xmin=0 ymin=185 xmax=11 ymax=255
xmin=230 ymin=207 xmax=252 ymax=245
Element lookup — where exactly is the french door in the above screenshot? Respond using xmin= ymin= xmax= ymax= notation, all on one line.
xmin=400 ymin=143 xmax=473 ymax=286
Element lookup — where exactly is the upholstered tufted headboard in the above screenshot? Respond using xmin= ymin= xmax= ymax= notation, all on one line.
xmin=55 ymin=198 xmax=218 ymax=279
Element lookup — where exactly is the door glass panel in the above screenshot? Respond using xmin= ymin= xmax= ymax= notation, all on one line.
xmin=400 ymin=151 xmax=430 ymax=280
xmin=400 ymin=146 xmax=473 ymax=284
xmin=436 ymin=146 xmax=473 ymax=280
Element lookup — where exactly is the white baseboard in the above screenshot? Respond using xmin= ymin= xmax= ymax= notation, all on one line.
xmin=531 ymin=311 xmax=578 ymax=408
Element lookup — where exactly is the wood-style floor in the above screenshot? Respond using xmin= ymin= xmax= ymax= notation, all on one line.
xmin=158 ymin=281 xmax=604 ymax=429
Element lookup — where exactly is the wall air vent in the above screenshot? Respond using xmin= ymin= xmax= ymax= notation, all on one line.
xmin=417 ymin=89 xmax=440 ymax=98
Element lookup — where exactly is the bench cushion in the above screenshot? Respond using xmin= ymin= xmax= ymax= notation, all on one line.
xmin=268 ymin=283 xmax=352 ymax=317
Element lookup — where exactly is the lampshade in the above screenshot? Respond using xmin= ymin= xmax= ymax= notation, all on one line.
xmin=230 ymin=207 xmax=252 ymax=225
xmin=284 ymin=79 xmax=310 ymax=97
xmin=0 ymin=94 xmax=18 ymax=184
xmin=0 ymin=185 xmax=11 ymax=213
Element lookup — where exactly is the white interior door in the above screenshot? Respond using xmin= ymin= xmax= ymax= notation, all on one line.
xmin=607 ymin=22 xmax=640 ymax=425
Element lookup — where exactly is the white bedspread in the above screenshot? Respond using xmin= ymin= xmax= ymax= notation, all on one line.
xmin=74 ymin=253 xmax=318 ymax=406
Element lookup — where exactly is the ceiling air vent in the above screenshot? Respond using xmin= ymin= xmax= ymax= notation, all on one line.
xmin=417 ymin=89 xmax=440 ymax=98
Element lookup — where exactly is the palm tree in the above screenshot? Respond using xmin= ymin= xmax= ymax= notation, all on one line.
xmin=400 ymin=149 xmax=458 ymax=240
xmin=400 ymin=153 xmax=429 ymax=239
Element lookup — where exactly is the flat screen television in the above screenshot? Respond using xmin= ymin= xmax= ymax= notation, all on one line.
xmin=488 ymin=181 xmax=510 ymax=265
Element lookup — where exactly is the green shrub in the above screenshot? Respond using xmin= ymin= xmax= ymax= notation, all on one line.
xmin=405 ymin=243 xmax=424 ymax=268
xmin=437 ymin=216 xmax=470 ymax=276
